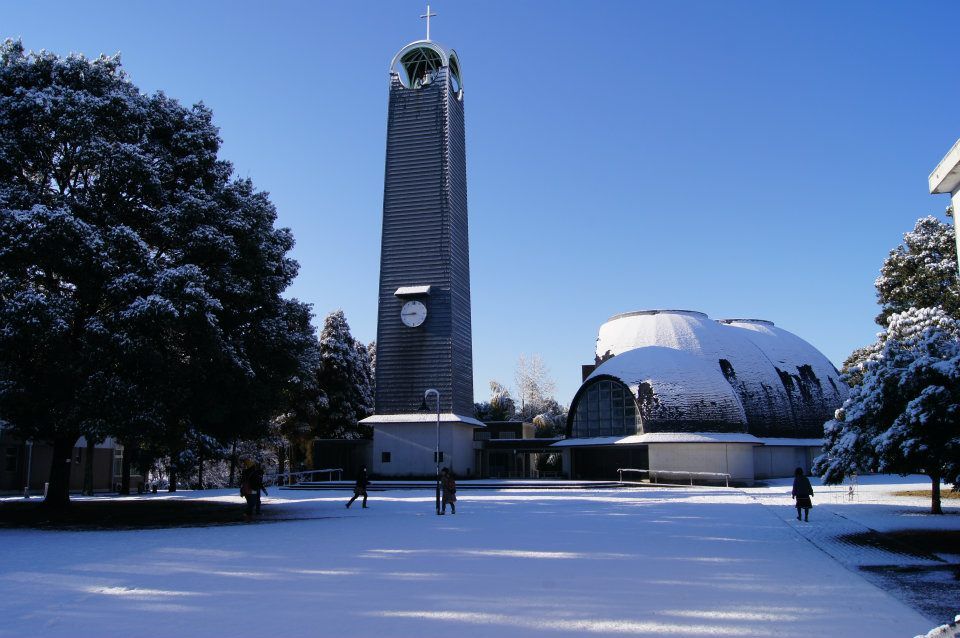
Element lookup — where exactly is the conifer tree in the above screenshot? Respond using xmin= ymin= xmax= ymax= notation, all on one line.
xmin=874 ymin=216 xmax=960 ymax=326
xmin=314 ymin=311 xmax=374 ymax=439
xmin=814 ymin=308 xmax=960 ymax=513
xmin=0 ymin=40 xmax=316 ymax=504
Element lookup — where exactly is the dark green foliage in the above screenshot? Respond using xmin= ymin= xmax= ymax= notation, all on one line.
xmin=875 ymin=216 xmax=960 ymax=326
xmin=0 ymin=40 xmax=317 ymax=504
xmin=814 ymin=309 xmax=960 ymax=514
xmin=312 ymin=311 xmax=374 ymax=439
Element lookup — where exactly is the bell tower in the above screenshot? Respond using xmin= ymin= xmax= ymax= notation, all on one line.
xmin=361 ymin=18 xmax=480 ymax=477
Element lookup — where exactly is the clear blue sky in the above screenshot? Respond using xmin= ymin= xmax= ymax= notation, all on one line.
xmin=4 ymin=1 xmax=960 ymax=404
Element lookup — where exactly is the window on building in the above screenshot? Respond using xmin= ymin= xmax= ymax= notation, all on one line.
xmin=571 ymin=379 xmax=641 ymax=439
xmin=381 ymin=452 xmax=391 ymax=463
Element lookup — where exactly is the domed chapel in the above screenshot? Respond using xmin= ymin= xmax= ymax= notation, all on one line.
xmin=554 ymin=310 xmax=849 ymax=483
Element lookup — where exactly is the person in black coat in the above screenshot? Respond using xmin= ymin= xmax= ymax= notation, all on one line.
xmin=240 ymin=460 xmax=268 ymax=520
xmin=791 ymin=467 xmax=814 ymax=521
xmin=440 ymin=468 xmax=456 ymax=515
xmin=346 ymin=466 xmax=369 ymax=509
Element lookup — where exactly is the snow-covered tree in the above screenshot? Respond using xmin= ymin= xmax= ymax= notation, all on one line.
xmin=515 ymin=354 xmax=558 ymax=421
xmin=490 ymin=380 xmax=515 ymax=419
xmin=367 ymin=341 xmax=376 ymax=378
xmin=814 ymin=307 xmax=960 ymax=514
xmin=0 ymin=41 xmax=316 ymax=504
xmin=475 ymin=380 xmax=516 ymax=421
xmin=839 ymin=341 xmax=883 ymax=388
xmin=875 ymin=216 xmax=960 ymax=326
xmin=532 ymin=413 xmax=561 ymax=437
xmin=313 ymin=310 xmax=374 ymax=439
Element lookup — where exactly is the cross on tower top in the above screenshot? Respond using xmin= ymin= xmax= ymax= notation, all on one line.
xmin=420 ymin=4 xmax=437 ymax=41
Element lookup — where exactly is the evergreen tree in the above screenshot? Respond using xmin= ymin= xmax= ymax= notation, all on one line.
xmin=314 ymin=310 xmax=374 ymax=439
xmin=814 ymin=307 xmax=960 ymax=513
xmin=532 ymin=398 xmax=568 ymax=438
xmin=475 ymin=380 xmax=515 ymax=421
xmin=0 ymin=41 xmax=316 ymax=504
xmin=875 ymin=215 xmax=960 ymax=326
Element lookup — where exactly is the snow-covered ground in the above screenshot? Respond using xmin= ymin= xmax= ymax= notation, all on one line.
xmin=1 ymin=476 xmax=957 ymax=637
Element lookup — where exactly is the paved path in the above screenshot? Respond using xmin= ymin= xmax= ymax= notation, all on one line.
xmin=747 ymin=486 xmax=958 ymax=625
xmin=747 ymin=487 xmax=944 ymax=568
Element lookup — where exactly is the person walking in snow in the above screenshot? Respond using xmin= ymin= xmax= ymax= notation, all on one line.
xmin=792 ymin=467 xmax=813 ymax=522
xmin=240 ymin=460 xmax=268 ymax=520
xmin=346 ymin=465 xmax=369 ymax=509
xmin=440 ymin=467 xmax=456 ymax=515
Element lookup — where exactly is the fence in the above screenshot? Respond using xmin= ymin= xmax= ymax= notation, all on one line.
xmin=617 ymin=468 xmax=731 ymax=487
xmin=266 ymin=467 xmax=343 ymax=487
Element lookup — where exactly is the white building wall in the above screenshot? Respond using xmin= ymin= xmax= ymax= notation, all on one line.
xmin=372 ymin=422 xmax=477 ymax=477
xmin=647 ymin=442 xmax=756 ymax=484
xmin=753 ymin=446 xmax=823 ymax=479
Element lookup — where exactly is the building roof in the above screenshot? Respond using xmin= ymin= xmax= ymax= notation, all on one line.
xmin=552 ymin=432 xmax=765 ymax=447
xmin=589 ymin=346 xmax=748 ymax=432
xmin=360 ymin=413 xmax=484 ymax=427
xmin=579 ymin=310 xmax=848 ymax=438
xmin=552 ymin=434 xmax=825 ymax=448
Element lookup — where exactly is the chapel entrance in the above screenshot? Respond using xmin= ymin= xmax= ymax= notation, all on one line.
xmin=569 ymin=445 xmax=648 ymax=480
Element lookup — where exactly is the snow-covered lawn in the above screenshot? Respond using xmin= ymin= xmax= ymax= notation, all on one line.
xmin=1 ymin=477 xmax=957 ymax=638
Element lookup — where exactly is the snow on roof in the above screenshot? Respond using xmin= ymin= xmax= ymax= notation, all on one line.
xmin=590 ymin=346 xmax=747 ymax=432
xmin=585 ymin=310 xmax=848 ymax=438
xmin=552 ymin=432 xmax=763 ymax=447
xmin=721 ymin=319 xmax=839 ymax=382
xmin=754 ymin=437 xmax=824 ymax=447
xmin=360 ymin=413 xmax=485 ymax=427
xmin=394 ymin=285 xmax=431 ymax=296
xmin=636 ymin=432 xmax=762 ymax=444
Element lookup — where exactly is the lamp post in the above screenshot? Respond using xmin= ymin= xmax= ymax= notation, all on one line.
xmin=420 ymin=388 xmax=441 ymax=515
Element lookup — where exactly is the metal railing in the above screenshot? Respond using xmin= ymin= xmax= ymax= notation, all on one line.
xmin=617 ymin=468 xmax=731 ymax=487
xmin=266 ymin=467 xmax=343 ymax=486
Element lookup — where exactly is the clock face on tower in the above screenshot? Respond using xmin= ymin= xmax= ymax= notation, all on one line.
xmin=400 ymin=300 xmax=427 ymax=327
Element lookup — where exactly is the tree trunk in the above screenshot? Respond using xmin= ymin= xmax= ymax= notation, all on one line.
xmin=44 ymin=436 xmax=76 ymax=508
xmin=229 ymin=439 xmax=238 ymax=487
xmin=83 ymin=439 xmax=95 ymax=496
xmin=120 ymin=446 xmax=131 ymax=495
xmin=168 ymin=445 xmax=179 ymax=492
xmin=278 ymin=444 xmax=286 ymax=486
xmin=197 ymin=446 xmax=204 ymax=490
xmin=931 ymin=472 xmax=943 ymax=515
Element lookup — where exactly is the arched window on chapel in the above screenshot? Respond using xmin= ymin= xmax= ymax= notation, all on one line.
xmin=570 ymin=379 xmax=641 ymax=439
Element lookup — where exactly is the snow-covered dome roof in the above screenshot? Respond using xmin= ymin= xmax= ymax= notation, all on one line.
xmin=577 ymin=310 xmax=848 ymax=438
xmin=588 ymin=346 xmax=748 ymax=434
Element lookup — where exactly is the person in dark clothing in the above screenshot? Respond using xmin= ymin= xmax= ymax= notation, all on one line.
xmin=240 ymin=460 xmax=268 ymax=520
xmin=440 ymin=468 xmax=456 ymax=515
xmin=791 ymin=467 xmax=814 ymax=521
xmin=346 ymin=466 xmax=369 ymax=509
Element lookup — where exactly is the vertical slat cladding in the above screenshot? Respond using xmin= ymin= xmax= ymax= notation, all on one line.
xmin=445 ymin=82 xmax=475 ymax=416
xmin=374 ymin=67 xmax=473 ymax=416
